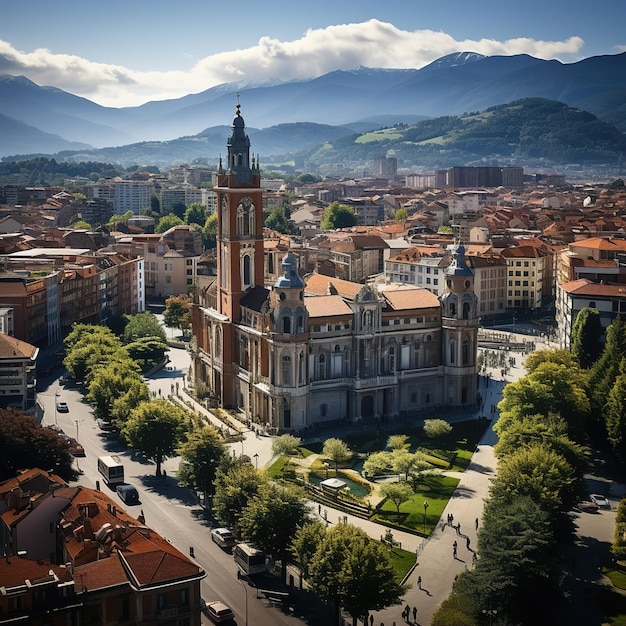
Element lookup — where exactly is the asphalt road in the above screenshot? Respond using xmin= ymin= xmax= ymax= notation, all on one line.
xmin=40 ymin=341 xmax=310 ymax=626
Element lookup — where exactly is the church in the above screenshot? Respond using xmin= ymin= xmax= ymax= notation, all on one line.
xmin=191 ymin=103 xmax=480 ymax=433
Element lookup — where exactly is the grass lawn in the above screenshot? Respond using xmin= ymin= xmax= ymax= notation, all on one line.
xmin=387 ymin=546 xmax=417 ymax=582
xmin=373 ymin=474 xmax=461 ymax=535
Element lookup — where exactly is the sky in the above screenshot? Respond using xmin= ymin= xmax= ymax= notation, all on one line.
xmin=1 ymin=0 xmax=625 ymax=109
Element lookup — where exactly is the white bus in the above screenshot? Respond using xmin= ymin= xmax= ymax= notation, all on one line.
xmin=233 ymin=543 xmax=266 ymax=576
xmin=97 ymin=455 xmax=125 ymax=486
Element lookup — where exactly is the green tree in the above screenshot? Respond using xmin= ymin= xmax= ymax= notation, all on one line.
xmin=570 ymin=307 xmax=603 ymax=368
xmin=291 ymin=520 xmax=327 ymax=589
xmin=308 ymin=524 xmax=406 ymax=626
xmin=264 ymin=205 xmax=294 ymax=234
xmin=460 ymin=495 xmax=563 ymax=625
xmin=386 ymin=434 xmax=409 ymax=451
xmin=63 ymin=325 xmax=125 ymax=381
xmin=124 ymin=336 xmax=168 ymax=371
xmin=86 ymin=357 xmax=145 ymax=422
xmin=157 ymin=213 xmax=184 ymax=233
xmin=170 ymin=201 xmax=187 ymax=219
xmin=589 ymin=316 xmax=626 ymax=414
xmin=203 ymin=213 xmax=218 ymax=248
xmin=612 ymin=497 xmax=626 ymax=560
xmin=121 ymin=399 xmax=189 ymax=476
xmin=71 ymin=220 xmax=93 ymax=229
xmin=489 ymin=444 xmax=579 ymax=520
xmin=272 ymin=433 xmax=302 ymax=457
xmin=604 ymin=368 xmax=626 ymax=461
xmin=177 ymin=426 xmax=228 ymax=501
xmin=184 ymin=202 xmax=207 ymax=226
xmin=121 ymin=311 xmax=167 ymax=344
xmin=362 ymin=451 xmax=394 ymax=478
xmin=0 ymin=409 xmax=77 ymax=482
xmin=150 ymin=194 xmax=160 ymax=213
xmin=423 ymin=418 xmax=453 ymax=439
xmin=321 ymin=202 xmax=357 ymax=230
xmin=239 ymin=482 xmax=309 ymax=583
xmin=212 ymin=459 xmax=268 ymax=534
xmin=379 ymin=482 xmax=413 ymax=514
xmin=523 ymin=348 xmax=579 ymax=373
xmin=395 ymin=208 xmax=408 ymax=221
xmin=163 ymin=295 xmax=192 ymax=335
xmin=322 ymin=438 xmax=353 ymax=472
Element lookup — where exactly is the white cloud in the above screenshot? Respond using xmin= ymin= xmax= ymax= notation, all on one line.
xmin=0 ymin=19 xmax=586 ymax=108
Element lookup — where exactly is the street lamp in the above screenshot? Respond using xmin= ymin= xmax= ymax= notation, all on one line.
xmin=482 ymin=608 xmax=497 ymax=626
xmin=54 ymin=389 xmax=60 ymax=425
xmin=423 ymin=501 xmax=429 ymax=534
xmin=75 ymin=420 xmax=79 ymax=441
xmin=253 ymin=453 xmax=259 ymax=469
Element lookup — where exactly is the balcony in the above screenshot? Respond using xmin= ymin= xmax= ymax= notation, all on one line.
xmin=310 ymin=377 xmax=353 ymax=390
xmin=354 ymin=375 xmax=397 ymax=390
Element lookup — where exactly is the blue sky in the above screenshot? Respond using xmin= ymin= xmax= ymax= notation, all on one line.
xmin=1 ymin=0 xmax=624 ymax=107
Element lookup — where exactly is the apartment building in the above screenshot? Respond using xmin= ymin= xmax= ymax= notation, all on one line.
xmin=501 ymin=245 xmax=552 ymax=311
xmin=85 ymin=178 xmax=155 ymax=215
xmin=0 ymin=334 xmax=38 ymax=411
xmin=467 ymin=255 xmax=508 ymax=321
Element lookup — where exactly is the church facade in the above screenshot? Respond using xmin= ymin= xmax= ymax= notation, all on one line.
xmin=191 ymin=104 xmax=479 ymax=433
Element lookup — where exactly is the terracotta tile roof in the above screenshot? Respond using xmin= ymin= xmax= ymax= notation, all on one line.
xmin=305 ymin=273 xmax=362 ymax=300
xmin=570 ymin=237 xmax=626 ymax=251
xmin=560 ymin=279 xmax=626 ymax=297
xmin=381 ymin=287 xmax=441 ymax=311
xmin=0 ymin=333 xmax=38 ymax=359
xmin=0 ymin=556 xmax=72 ymax=588
xmin=305 ymin=295 xmax=353 ymax=318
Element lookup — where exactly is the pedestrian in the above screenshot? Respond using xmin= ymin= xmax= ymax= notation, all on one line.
xmin=404 ymin=605 xmax=410 ymax=622
xmin=412 ymin=606 xmax=417 ymax=622
xmin=453 ymin=540 xmax=458 ymax=558
xmin=466 ymin=536 xmax=471 ymax=550
xmin=456 ymin=522 xmax=461 ymax=535
xmin=417 ymin=575 xmax=421 ymax=589
xmin=475 ymin=517 xmax=479 ymax=530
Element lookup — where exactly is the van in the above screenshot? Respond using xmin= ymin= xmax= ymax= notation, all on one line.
xmin=116 ymin=484 xmax=139 ymax=504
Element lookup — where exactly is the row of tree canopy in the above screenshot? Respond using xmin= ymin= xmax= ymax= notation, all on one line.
xmin=432 ymin=309 xmax=626 ymax=626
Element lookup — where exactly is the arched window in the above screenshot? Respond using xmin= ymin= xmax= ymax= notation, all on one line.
xmin=215 ymin=326 xmax=222 ymax=358
xmin=243 ymin=254 xmax=251 ymax=286
xmin=318 ymin=353 xmax=326 ymax=379
xmin=450 ymin=302 xmax=456 ymax=316
xmin=463 ymin=301 xmax=471 ymax=319
xmin=282 ymin=316 xmax=291 ymax=334
xmin=389 ymin=346 xmax=395 ymax=372
xmin=462 ymin=339 xmax=470 ymax=365
xmin=449 ymin=340 xmax=456 ymax=364
xmin=298 ymin=352 xmax=305 ymax=385
xmin=282 ymin=355 xmax=292 ymax=386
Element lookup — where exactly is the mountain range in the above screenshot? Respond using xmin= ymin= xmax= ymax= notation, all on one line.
xmin=0 ymin=51 xmax=625 ymax=169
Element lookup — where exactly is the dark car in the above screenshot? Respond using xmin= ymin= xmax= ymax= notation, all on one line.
xmin=116 ymin=484 xmax=140 ymax=504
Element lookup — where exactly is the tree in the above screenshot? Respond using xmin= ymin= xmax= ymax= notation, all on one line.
xmin=379 ymin=482 xmax=413 ymax=514
xmin=570 ymin=307 xmax=603 ymax=368
xmin=272 ymin=433 xmax=302 ymax=457
xmin=307 ymin=524 xmax=406 ymax=626
xmin=612 ymin=497 xmax=626 ymax=560
xmin=322 ymin=438 xmax=353 ymax=472
xmin=523 ymin=348 xmax=578 ymax=373
xmin=423 ymin=418 xmax=453 ymax=439
xmin=321 ymin=202 xmax=357 ymax=230
xmin=395 ymin=208 xmax=408 ymax=221
xmin=184 ymin=202 xmax=207 ymax=226
xmin=203 ymin=213 xmax=218 ymax=248
xmin=170 ymin=201 xmax=187 ymax=219
xmin=264 ymin=205 xmax=294 ymax=234
xmin=121 ymin=311 xmax=167 ymax=344
xmin=291 ymin=520 xmax=327 ymax=589
xmin=150 ymin=194 xmax=160 ymax=213
xmin=124 ymin=336 xmax=168 ymax=371
xmin=387 ymin=434 xmax=409 ymax=451
xmin=393 ymin=450 xmax=433 ymax=491
xmin=164 ymin=295 xmax=192 ymax=335
xmin=604 ymin=368 xmax=626 ymax=461
xmin=157 ymin=213 xmax=184 ymax=233
xmin=86 ymin=357 xmax=145 ymax=422
xmin=239 ymin=482 xmax=310 ymax=583
xmin=589 ymin=316 xmax=626 ymax=413
xmin=0 ymin=409 xmax=77 ymax=482
xmin=63 ymin=325 xmax=125 ymax=381
xmin=489 ymin=444 xmax=579 ymax=520
xmin=362 ymin=451 xmax=394 ymax=478
xmin=212 ymin=459 xmax=268 ymax=534
xmin=177 ymin=426 xmax=229 ymax=501
xmin=121 ymin=399 xmax=189 ymax=475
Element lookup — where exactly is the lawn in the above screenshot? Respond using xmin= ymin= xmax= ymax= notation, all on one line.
xmin=373 ymin=474 xmax=461 ymax=535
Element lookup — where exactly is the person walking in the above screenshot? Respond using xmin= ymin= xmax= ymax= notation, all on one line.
xmin=417 ymin=575 xmax=422 ymax=589
xmin=453 ymin=540 xmax=458 ymax=559
xmin=412 ymin=606 xmax=417 ymax=622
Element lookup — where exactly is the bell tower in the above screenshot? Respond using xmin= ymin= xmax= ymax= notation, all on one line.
xmin=440 ymin=245 xmax=479 ymax=407
xmin=215 ymin=99 xmax=264 ymax=322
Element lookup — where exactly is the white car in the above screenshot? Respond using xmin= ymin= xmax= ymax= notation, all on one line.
xmin=590 ymin=494 xmax=610 ymax=508
xmin=210 ymin=527 xmax=236 ymax=549
xmin=202 ymin=600 xmax=234 ymax=623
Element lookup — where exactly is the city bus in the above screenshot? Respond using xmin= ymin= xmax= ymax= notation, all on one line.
xmin=233 ymin=543 xmax=266 ymax=576
xmin=97 ymin=455 xmax=125 ymax=486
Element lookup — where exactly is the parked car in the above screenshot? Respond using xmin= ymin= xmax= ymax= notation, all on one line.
xmin=116 ymin=484 xmax=140 ymax=504
xmin=211 ymin=527 xmax=237 ymax=549
xmin=202 ymin=600 xmax=235 ymax=623
xmin=590 ymin=494 xmax=610 ymax=508
xmin=575 ymin=501 xmax=599 ymax=513
xmin=59 ymin=433 xmax=85 ymax=456
xmin=56 ymin=400 xmax=69 ymax=412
